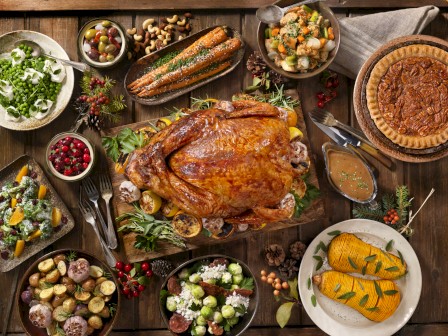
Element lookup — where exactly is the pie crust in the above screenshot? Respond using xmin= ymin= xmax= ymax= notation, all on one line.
xmin=366 ymin=44 xmax=448 ymax=149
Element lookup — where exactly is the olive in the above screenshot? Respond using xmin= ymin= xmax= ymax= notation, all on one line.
xmin=87 ymin=49 xmax=100 ymax=61
xmin=106 ymin=54 xmax=115 ymax=62
xmin=104 ymin=44 xmax=116 ymax=54
xmin=99 ymin=55 xmax=108 ymax=63
xmin=108 ymin=27 xmax=118 ymax=37
xmin=87 ymin=40 xmax=98 ymax=48
xmin=98 ymin=41 xmax=107 ymax=53
xmin=100 ymin=28 xmax=107 ymax=36
xmin=101 ymin=20 xmax=111 ymax=27
xmin=84 ymin=29 xmax=97 ymax=40
xmin=99 ymin=35 xmax=109 ymax=43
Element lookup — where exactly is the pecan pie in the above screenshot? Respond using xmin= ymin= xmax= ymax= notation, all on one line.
xmin=366 ymin=44 xmax=448 ymax=149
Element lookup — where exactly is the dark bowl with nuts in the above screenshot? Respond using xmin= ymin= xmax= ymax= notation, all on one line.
xmin=78 ymin=18 xmax=128 ymax=69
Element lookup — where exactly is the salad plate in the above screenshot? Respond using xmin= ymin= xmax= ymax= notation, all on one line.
xmin=0 ymin=155 xmax=75 ymax=272
xmin=0 ymin=30 xmax=74 ymax=131
xmin=298 ymin=219 xmax=422 ymax=336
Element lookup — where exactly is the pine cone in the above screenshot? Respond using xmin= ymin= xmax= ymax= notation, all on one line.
xmin=264 ymin=244 xmax=286 ymax=267
xmin=247 ymin=51 xmax=267 ymax=77
xmin=151 ymin=259 xmax=174 ymax=278
xmin=290 ymin=241 xmax=307 ymax=260
xmin=278 ymin=258 xmax=299 ymax=279
xmin=268 ymin=69 xmax=288 ymax=85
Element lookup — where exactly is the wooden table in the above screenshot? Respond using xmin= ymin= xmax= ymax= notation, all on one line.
xmin=0 ymin=1 xmax=447 ymax=335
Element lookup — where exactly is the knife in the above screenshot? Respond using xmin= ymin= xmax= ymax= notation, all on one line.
xmin=313 ymin=121 xmax=394 ymax=170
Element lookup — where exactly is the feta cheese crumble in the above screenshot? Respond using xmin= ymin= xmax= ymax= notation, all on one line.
xmin=200 ymin=264 xmax=227 ymax=282
xmin=173 ymin=281 xmax=201 ymax=321
xmin=225 ymin=292 xmax=250 ymax=317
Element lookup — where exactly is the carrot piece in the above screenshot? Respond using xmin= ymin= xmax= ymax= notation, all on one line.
xmin=15 ymin=165 xmax=28 ymax=183
xmin=14 ymin=240 xmax=25 ymax=257
xmin=9 ymin=207 xmax=24 ymax=226
xmin=271 ymin=28 xmax=280 ymax=37
xmin=277 ymin=43 xmax=286 ymax=54
xmin=319 ymin=38 xmax=327 ymax=47
xmin=301 ymin=27 xmax=310 ymax=35
xmin=286 ymin=37 xmax=297 ymax=49
xmin=297 ymin=35 xmax=305 ymax=43
xmin=328 ymin=27 xmax=335 ymax=40
xmin=37 ymin=185 xmax=47 ymax=200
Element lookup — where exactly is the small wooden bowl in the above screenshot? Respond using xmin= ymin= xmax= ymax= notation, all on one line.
xmin=17 ymin=249 xmax=120 ymax=336
xmin=353 ymin=35 xmax=448 ymax=163
xmin=257 ymin=0 xmax=340 ymax=79
xmin=159 ymin=254 xmax=259 ymax=336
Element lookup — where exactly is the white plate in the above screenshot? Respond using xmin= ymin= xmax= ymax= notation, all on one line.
xmin=298 ymin=219 xmax=422 ymax=336
xmin=0 ymin=30 xmax=74 ymax=131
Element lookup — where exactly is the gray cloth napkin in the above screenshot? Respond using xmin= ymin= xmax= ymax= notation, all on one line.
xmin=330 ymin=6 xmax=440 ymax=79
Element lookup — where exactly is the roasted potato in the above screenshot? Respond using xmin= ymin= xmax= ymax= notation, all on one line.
xmin=57 ymin=260 xmax=67 ymax=276
xmin=38 ymin=258 xmax=55 ymax=273
xmin=98 ymin=306 xmax=110 ymax=319
xmin=88 ymin=297 xmax=105 ymax=314
xmin=95 ymin=277 xmax=108 ymax=285
xmin=88 ymin=315 xmax=103 ymax=330
xmin=99 ymin=280 xmax=116 ymax=296
xmin=29 ymin=272 xmax=41 ymax=288
xmin=39 ymin=287 xmax=54 ymax=302
xmin=52 ymin=306 xmax=68 ymax=322
xmin=51 ymin=294 xmax=67 ymax=308
xmin=53 ymin=254 xmax=66 ymax=265
xmin=74 ymin=291 xmax=91 ymax=302
xmin=45 ymin=269 xmax=61 ymax=283
xmin=53 ymin=284 xmax=67 ymax=296
xmin=62 ymin=297 xmax=77 ymax=313
xmin=81 ymin=278 xmax=96 ymax=292
xmin=89 ymin=265 xmax=104 ymax=279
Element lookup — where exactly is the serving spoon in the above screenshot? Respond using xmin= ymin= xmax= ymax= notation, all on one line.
xmin=14 ymin=39 xmax=90 ymax=72
xmin=256 ymin=0 xmax=323 ymax=24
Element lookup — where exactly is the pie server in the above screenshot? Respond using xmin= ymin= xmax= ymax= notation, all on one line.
xmin=313 ymin=120 xmax=394 ymax=170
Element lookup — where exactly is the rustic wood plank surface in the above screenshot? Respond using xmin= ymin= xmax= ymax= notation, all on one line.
xmin=0 ymin=3 xmax=447 ymax=336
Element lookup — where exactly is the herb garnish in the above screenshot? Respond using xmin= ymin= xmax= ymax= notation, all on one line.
xmin=348 ymin=256 xmax=358 ymax=270
xmin=102 ymin=128 xmax=147 ymax=162
xmin=359 ymin=294 xmax=369 ymax=307
xmin=337 ymin=291 xmax=356 ymax=300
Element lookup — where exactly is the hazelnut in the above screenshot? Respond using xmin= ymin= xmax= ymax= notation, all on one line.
xmin=177 ymin=26 xmax=186 ymax=33
xmin=184 ymin=12 xmax=193 ymax=18
xmin=161 ymin=18 xmax=168 ymax=23
xmin=185 ymin=23 xmax=191 ymax=32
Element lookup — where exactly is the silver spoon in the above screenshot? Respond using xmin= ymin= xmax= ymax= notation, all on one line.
xmin=14 ymin=39 xmax=91 ymax=72
xmin=256 ymin=0 xmax=323 ymax=24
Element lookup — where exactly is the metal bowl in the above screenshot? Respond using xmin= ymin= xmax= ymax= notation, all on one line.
xmin=17 ymin=249 xmax=120 ymax=336
xmin=257 ymin=0 xmax=340 ymax=79
xmin=159 ymin=254 xmax=259 ymax=336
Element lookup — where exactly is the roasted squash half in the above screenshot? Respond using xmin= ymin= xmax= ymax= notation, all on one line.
xmin=328 ymin=233 xmax=406 ymax=280
xmin=313 ymin=270 xmax=401 ymax=322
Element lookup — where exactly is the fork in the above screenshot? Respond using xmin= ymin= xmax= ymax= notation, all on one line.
xmin=79 ymin=197 xmax=116 ymax=267
xmin=309 ymin=109 xmax=377 ymax=149
xmin=82 ymin=177 xmax=114 ymax=249
xmin=99 ymin=174 xmax=118 ymax=250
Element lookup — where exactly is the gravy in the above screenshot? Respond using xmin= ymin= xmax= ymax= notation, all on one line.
xmin=327 ymin=150 xmax=374 ymax=201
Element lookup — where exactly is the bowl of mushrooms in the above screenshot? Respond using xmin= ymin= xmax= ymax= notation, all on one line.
xmin=17 ymin=249 xmax=120 ymax=336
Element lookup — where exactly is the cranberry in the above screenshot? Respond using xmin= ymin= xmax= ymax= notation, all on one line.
xmin=16 ymin=198 xmax=22 ymax=203
xmin=124 ymin=264 xmax=133 ymax=273
xmin=332 ymin=78 xmax=339 ymax=88
xmin=11 ymin=229 xmax=17 ymax=236
xmin=325 ymin=80 xmax=333 ymax=88
xmin=0 ymin=219 xmax=4 ymax=225
xmin=115 ymin=261 xmax=124 ymax=270
xmin=1 ymin=250 xmax=9 ymax=260
xmin=141 ymin=262 xmax=150 ymax=271
xmin=30 ymin=171 xmax=37 ymax=179
xmin=32 ymin=221 xmax=39 ymax=227
xmin=65 ymin=136 xmax=73 ymax=142
xmin=76 ymin=142 xmax=85 ymax=150
xmin=64 ymin=157 xmax=71 ymax=165
xmin=118 ymin=271 xmax=124 ymax=278
xmin=12 ymin=181 xmax=19 ymax=187
xmin=83 ymin=154 xmax=91 ymax=163
xmin=83 ymin=148 xmax=90 ymax=154
xmin=145 ymin=270 xmax=153 ymax=278
xmin=122 ymin=288 xmax=130 ymax=295
xmin=316 ymin=92 xmax=325 ymax=100
xmin=77 ymin=157 xmax=84 ymax=164
xmin=61 ymin=215 xmax=68 ymax=224
xmin=50 ymin=145 xmax=56 ymax=150
xmin=55 ymin=148 xmax=60 ymax=154
xmin=137 ymin=285 xmax=146 ymax=292
xmin=317 ymin=100 xmax=325 ymax=108
xmin=82 ymin=162 xmax=89 ymax=170
xmin=132 ymin=290 xmax=140 ymax=297
xmin=72 ymin=149 xmax=82 ymax=158
xmin=32 ymin=199 xmax=38 ymax=205
xmin=62 ymin=146 xmax=69 ymax=153
xmin=63 ymin=169 xmax=73 ymax=176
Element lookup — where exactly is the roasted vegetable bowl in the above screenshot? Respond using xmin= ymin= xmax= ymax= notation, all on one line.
xmin=160 ymin=255 xmax=259 ymax=336
xmin=17 ymin=249 xmax=120 ymax=336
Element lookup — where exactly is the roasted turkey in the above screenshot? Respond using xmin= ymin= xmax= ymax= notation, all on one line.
xmin=126 ymin=100 xmax=307 ymax=225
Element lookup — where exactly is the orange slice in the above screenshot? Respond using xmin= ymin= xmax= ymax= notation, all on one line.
xmin=14 ymin=239 xmax=25 ymax=257
xmin=9 ymin=207 xmax=24 ymax=226
xmin=15 ymin=165 xmax=29 ymax=183
xmin=37 ymin=185 xmax=47 ymax=200
xmin=52 ymin=207 xmax=62 ymax=227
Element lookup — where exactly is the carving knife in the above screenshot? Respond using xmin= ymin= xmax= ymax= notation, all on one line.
xmin=313 ymin=120 xmax=394 ymax=170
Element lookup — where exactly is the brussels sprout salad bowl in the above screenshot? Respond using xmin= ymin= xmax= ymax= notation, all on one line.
xmin=160 ymin=255 xmax=259 ymax=336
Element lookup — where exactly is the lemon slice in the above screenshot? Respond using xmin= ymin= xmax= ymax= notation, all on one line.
xmin=171 ymin=212 xmax=202 ymax=238
xmin=139 ymin=190 xmax=162 ymax=214
xmin=289 ymin=127 xmax=303 ymax=141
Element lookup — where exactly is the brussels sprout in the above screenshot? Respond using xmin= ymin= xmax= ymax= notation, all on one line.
xmin=230 ymin=284 xmax=240 ymax=291
xmin=189 ymin=273 xmax=201 ymax=283
xmin=227 ymin=316 xmax=239 ymax=326
xmin=196 ymin=315 xmax=207 ymax=326
xmin=166 ymin=296 xmax=177 ymax=312
xmin=204 ymin=278 xmax=216 ymax=285
xmin=203 ymin=295 xmax=217 ymax=308
xmin=193 ymin=325 xmax=206 ymax=336
xmin=221 ymin=272 xmax=232 ymax=284
xmin=228 ymin=263 xmax=242 ymax=275
xmin=232 ymin=274 xmax=244 ymax=285
xmin=200 ymin=306 xmax=213 ymax=318
xmin=178 ymin=268 xmax=190 ymax=280
xmin=213 ymin=311 xmax=223 ymax=323
xmin=221 ymin=305 xmax=235 ymax=319
xmin=192 ymin=285 xmax=205 ymax=299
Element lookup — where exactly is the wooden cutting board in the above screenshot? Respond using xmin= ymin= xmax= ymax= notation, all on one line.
xmin=103 ymin=92 xmax=325 ymax=262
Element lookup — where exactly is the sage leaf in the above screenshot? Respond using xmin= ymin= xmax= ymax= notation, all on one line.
xmin=397 ymin=250 xmax=405 ymax=265
xmin=366 ymin=307 xmax=379 ymax=312
xmin=385 ymin=239 xmax=394 ymax=252
xmin=337 ymin=291 xmax=356 ymax=300
xmin=359 ymin=294 xmax=369 ymax=307
xmin=315 ymin=260 xmax=323 ymax=271
xmin=357 ymin=280 xmax=364 ymax=291
xmin=311 ymin=294 xmax=317 ymax=307
xmin=333 ymin=283 xmax=341 ymax=292
xmin=361 ymin=265 xmax=367 ymax=275
xmin=375 ymin=261 xmax=382 ymax=274
xmin=381 ymin=249 xmax=393 ymax=262
xmin=314 ymin=241 xmax=327 ymax=254
xmin=385 ymin=266 xmax=400 ymax=272
xmin=313 ymin=255 xmax=322 ymax=262
xmin=276 ymin=302 xmax=295 ymax=328
xmin=374 ymin=281 xmax=383 ymax=298
xmin=364 ymin=254 xmax=377 ymax=262
xmin=327 ymin=230 xmax=341 ymax=236
xmin=307 ymin=277 xmax=311 ymax=290
xmin=384 ymin=290 xmax=398 ymax=296
xmin=288 ymin=278 xmax=299 ymax=300
xmin=348 ymin=256 xmax=358 ymax=270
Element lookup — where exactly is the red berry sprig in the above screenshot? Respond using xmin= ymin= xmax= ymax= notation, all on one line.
xmin=316 ymin=71 xmax=339 ymax=109
xmin=115 ymin=260 xmax=153 ymax=299
xmin=383 ymin=209 xmax=400 ymax=225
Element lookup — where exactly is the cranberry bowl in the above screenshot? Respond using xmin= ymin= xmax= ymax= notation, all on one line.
xmin=46 ymin=132 xmax=95 ymax=182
